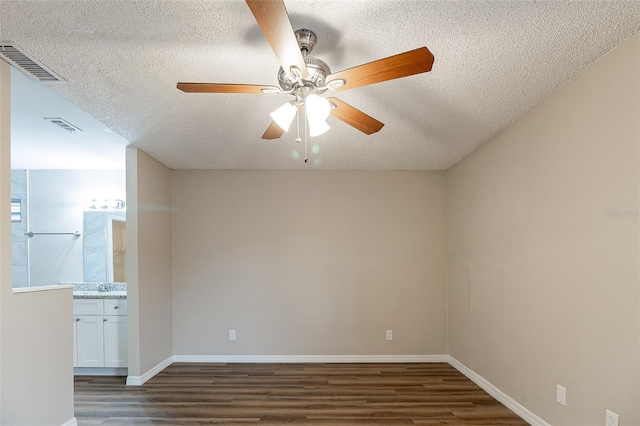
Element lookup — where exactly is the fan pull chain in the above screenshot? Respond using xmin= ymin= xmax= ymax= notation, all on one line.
xmin=304 ymin=111 xmax=309 ymax=163
xmin=295 ymin=106 xmax=302 ymax=144
xmin=293 ymin=106 xmax=308 ymax=164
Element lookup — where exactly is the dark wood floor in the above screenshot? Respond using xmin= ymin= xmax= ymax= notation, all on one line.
xmin=74 ymin=362 xmax=529 ymax=425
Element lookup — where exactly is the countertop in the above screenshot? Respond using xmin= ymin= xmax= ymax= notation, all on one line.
xmin=65 ymin=282 xmax=127 ymax=299
xmin=73 ymin=291 xmax=127 ymax=299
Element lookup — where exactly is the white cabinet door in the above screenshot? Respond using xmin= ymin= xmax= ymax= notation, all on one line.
xmin=104 ymin=316 xmax=128 ymax=368
xmin=76 ymin=315 xmax=105 ymax=368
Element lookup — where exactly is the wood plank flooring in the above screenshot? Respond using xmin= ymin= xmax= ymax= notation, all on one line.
xmin=74 ymin=363 xmax=529 ymax=425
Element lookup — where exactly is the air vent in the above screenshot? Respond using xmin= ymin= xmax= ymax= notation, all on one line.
xmin=0 ymin=43 xmax=65 ymax=82
xmin=44 ymin=118 xmax=82 ymax=133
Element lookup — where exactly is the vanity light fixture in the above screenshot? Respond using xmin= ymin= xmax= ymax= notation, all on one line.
xmin=88 ymin=199 xmax=126 ymax=210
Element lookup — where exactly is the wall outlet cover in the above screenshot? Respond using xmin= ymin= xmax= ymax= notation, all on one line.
xmin=606 ymin=409 xmax=619 ymax=426
xmin=229 ymin=330 xmax=236 ymax=341
xmin=556 ymin=384 xmax=566 ymax=406
xmin=386 ymin=330 xmax=393 ymax=340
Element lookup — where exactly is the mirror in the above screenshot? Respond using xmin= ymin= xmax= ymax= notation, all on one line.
xmin=84 ymin=211 xmax=126 ymax=282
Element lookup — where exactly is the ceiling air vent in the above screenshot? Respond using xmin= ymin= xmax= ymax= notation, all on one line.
xmin=44 ymin=118 xmax=82 ymax=133
xmin=0 ymin=43 xmax=65 ymax=82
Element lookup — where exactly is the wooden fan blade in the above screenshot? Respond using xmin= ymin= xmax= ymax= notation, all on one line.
xmin=177 ymin=83 xmax=279 ymax=94
xmin=262 ymin=121 xmax=285 ymax=140
xmin=328 ymin=97 xmax=384 ymax=135
xmin=246 ymin=0 xmax=308 ymax=78
xmin=326 ymin=47 xmax=434 ymax=92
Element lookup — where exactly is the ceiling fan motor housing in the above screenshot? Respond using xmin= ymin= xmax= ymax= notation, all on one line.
xmin=295 ymin=29 xmax=317 ymax=54
xmin=278 ymin=56 xmax=331 ymax=92
xmin=277 ymin=29 xmax=331 ymax=93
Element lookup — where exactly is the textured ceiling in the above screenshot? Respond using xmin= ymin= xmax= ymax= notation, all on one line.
xmin=1 ymin=0 xmax=639 ymax=170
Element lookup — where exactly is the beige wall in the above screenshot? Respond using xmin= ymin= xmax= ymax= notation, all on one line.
xmin=1 ymin=288 xmax=75 ymax=425
xmin=0 ymin=59 xmax=74 ymax=425
xmin=171 ymin=170 xmax=447 ymax=356
xmin=126 ymin=147 xmax=173 ymax=377
xmin=446 ymin=32 xmax=640 ymax=425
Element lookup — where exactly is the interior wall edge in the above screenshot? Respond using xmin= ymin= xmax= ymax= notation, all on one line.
xmin=448 ymin=356 xmax=550 ymax=426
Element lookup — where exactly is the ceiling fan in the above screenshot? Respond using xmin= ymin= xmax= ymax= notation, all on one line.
xmin=177 ymin=0 xmax=434 ymax=144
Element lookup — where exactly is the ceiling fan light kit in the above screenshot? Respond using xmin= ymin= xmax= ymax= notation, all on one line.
xmin=305 ymin=94 xmax=331 ymax=137
xmin=270 ymin=102 xmax=297 ymax=132
xmin=177 ymin=0 xmax=434 ymax=161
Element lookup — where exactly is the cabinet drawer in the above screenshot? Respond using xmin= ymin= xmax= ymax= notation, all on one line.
xmin=74 ymin=299 xmax=104 ymax=315
xmin=104 ymin=299 xmax=127 ymax=316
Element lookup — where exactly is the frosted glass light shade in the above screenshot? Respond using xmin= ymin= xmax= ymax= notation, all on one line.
xmin=308 ymin=118 xmax=330 ymax=137
xmin=305 ymin=94 xmax=331 ymax=137
xmin=270 ymin=102 xmax=297 ymax=132
xmin=305 ymin=94 xmax=330 ymax=121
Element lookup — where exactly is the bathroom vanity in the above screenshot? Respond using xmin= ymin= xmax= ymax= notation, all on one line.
xmin=69 ymin=283 xmax=127 ymax=376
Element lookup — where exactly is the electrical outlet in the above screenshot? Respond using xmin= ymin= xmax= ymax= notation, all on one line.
xmin=556 ymin=385 xmax=566 ymax=407
xmin=229 ymin=330 xmax=236 ymax=341
xmin=606 ymin=409 xmax=619 ymax=426
xmin=386 ymin=330 xmax=393 ymax=341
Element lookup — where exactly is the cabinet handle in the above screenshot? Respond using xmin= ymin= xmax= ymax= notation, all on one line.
xmin=103 ymin=318 xmax=108 ymax=322
xmin=114 ymin=306 xmax=119 ymax=309
xmin=76 ymin=318 xmax=80 ymax=322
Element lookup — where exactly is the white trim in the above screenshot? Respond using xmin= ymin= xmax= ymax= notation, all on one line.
xmin=13 ymin=284 xmax=73 ymax=294
xmin=446 ymin=356 xmax=550 ymax=426
xmin=125 ymin=354 xmax=447 ymax=386
xmin=74 ymin=367 xmax=127 ymax=376
xmin=172 ymin=354 xmax=449 ymax=363
xmin=126 ymin=355 xmax=174 ymax=386
xmin=60 ymin=417 xmax=78 ymax=426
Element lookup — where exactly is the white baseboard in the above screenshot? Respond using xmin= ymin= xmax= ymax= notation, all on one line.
xmin=172 ymin=354 xmax=449 ymax=363
xmin=74 ymin=367 xmax=127 ymax=376
xmin=60 ymin=417 xmax=77 ymax=426
xmin=446 ymin=356 xmax=549 ymax=426
xmin=126 ymin=355 xmax=174 ymax=386
xmin=125 ymin=354 xmax=446 ymax=386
